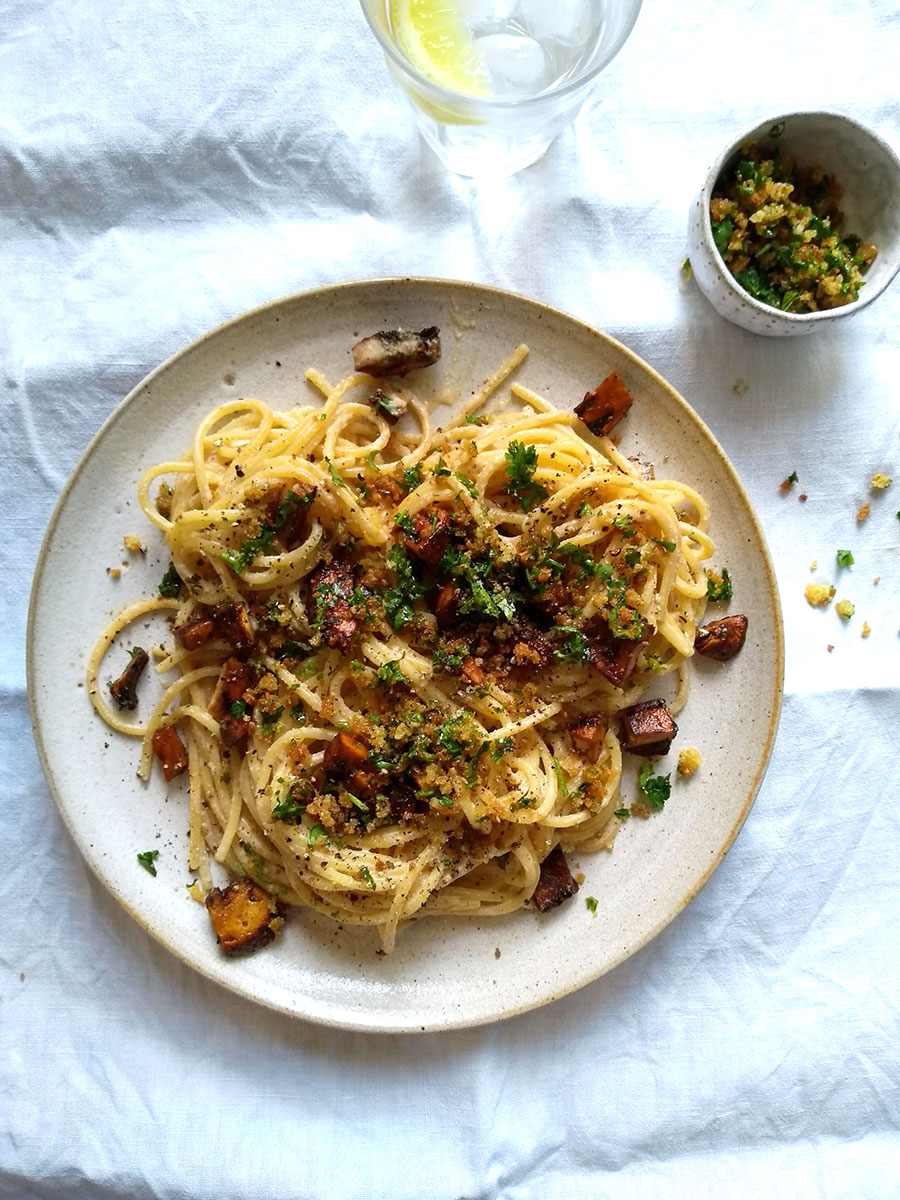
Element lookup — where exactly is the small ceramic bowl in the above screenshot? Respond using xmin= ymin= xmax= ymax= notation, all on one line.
xmin=687 ymin=111 xmax=900 ymax=336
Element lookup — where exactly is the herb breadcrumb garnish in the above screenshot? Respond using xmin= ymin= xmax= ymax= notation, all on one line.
xmin=871 ymin=474 xmax=892 ymax=490
xmin=677 ymin=748 xmax=702 ymax=777
xmin=705 ymin=568 xmax=733 ymax=602
xmin=835 ymin=599 xmax=855 ymax=620
xmin=780 ymin=471 xmax=799 ymax=491
xmin=805 ymin=582 xmax=835 ymax=607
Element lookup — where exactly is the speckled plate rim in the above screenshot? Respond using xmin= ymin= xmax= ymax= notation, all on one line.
xmin=27 ymin=277 xmax=784 ymax=1033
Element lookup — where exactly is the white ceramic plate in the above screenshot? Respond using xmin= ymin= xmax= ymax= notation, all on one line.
xmin=28 ymin=278 xmax=783 ymax=1032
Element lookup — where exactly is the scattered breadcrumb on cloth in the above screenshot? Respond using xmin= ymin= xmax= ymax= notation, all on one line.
xmin=857 ymin=503 xmax=870 ymax=522
xmin=871 ymin=474 xmax=892 ymax=490
xmin=861 ymin=622 xmax=871 ymax=638
xmin=805 ymin=582 xmax=835 ymax=607
xmin=835 ymin=599 xmax=855 ymax=620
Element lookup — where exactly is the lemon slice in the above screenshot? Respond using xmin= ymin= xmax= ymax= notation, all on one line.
xmin=390 ymin=0 xmax=491 ymax=97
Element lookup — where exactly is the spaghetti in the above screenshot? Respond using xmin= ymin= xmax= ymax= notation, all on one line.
xmin=88 ymin=342 xmax=714 ymax=953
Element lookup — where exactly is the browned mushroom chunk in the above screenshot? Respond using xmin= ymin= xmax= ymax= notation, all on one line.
xmin=212 ymin=602 xmax=255 ymax=655
xmin=531 ymin=580 xmax=569 ymax=621
xmin=208 ymin=657 xmax=252 ymax=720
xmin=351 ymin=326 xmax=441 ymax=378
xmin=219 ymin=713 xmax=254 ymax=753
xmin=619 ymin=698 xmax=678 ymax=757
xmin=570 ymin=714 xmax=608 ymax=761
xmin=695 ymin=615 xmax=748 ymax=661
xmin=174 ymin=616 xmax=216 ymax=651
xmin=109 ymin=647 xmax=149 ymax=710
xmin=511 ymin=621 xmax=553 ymax=670
xmin=151 ymin=725 xmax=189 ymax=780
xmin=434 ymin=582 xmax=461 ymax=630
xmin=531 ymin=846 xmax=579 ymax=912
xmin=588 ymin=619 xmax=650 ymax=688
xmin=574 ymin=372 xmax=634 ymax=436
xmin=369 ymin=389 xmax=409 ymax=422
xmin=386 ymin=778 xmax=424 ymax=822
xmin=205 ymin=877 xmax=282 ymax=955
xmin=323 ymin=730 xmax=370 ymax=779
xmin=402 ymin=506 xmax=452 ymax=566
xmin=308 ymin=559 xmax=357 ymax=653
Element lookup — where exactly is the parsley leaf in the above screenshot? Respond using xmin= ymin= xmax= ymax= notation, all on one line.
xmin=158 ymin=563 xmax=182 ymax=598
xmin=273 ymin=789 xmax=306 ymax=821
xmin=359 ymin=866 xmax=377 ymax=890
xmin=585 ymin=896 xmax=598 ymax=916
xmin=552 ymin=757 xmax=569 ymax=798
xmin=229 ymin=700 xmax=248 ymax=718
xmin=395 ymin=510 xmax=417 ymax=535
xmin=638 ymin=763 xmax=671 ymax=811
xmin=504 ymin=441 xmax=548 ymax=512
xmin=366 ymin=450 xmax=380 ymax=472
xmin=382 ymin=545 xmax=426 ymax=630
xmin=221 ymin=487 xmax=312 ymax=574
xmin=433 ymin=646 xmax=465 ymax=673
xmin=836 ymin=549 xmax=854 ymax=568
xmin=325 ymin=458 xmax=346 ymax=489
xmin=651 ymin=538 xmax=676 ymax=553
xmin=137 ymin=849 xmax=159 ymax=876
xmin=258 ymin=706 xmax=283 ymax=737
xmin=614 ymin=808 xmax=631 ymax=819
xmin=625 ymin=547 xmax=642 ymax=567
xmin=490 ymin=737 xmax=513 ymax=762
xmin=554 ymin=627 xmax=591 ymax=664
xmin=307 ymin=824 xmax=326 ymax=848
xmin=613 ymin=514 xmax=636 ymax=537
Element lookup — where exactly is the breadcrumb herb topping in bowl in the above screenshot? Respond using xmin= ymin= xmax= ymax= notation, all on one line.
xmin=710 ymin=145 xmax=877 ymax=313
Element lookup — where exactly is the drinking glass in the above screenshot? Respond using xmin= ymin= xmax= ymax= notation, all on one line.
xmin=359 ymin=0 xmax=643 ymax=178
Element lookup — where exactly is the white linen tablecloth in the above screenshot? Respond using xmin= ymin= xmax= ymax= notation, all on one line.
xmin=3 ymin=1 xmax=899 ymax=1196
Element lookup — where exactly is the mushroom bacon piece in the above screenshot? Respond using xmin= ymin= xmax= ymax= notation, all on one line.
xmin=531 ymin=846 xmax=580 ymax=912
xmin=205 ymin=877 xmax=283 ymax=956
xmin=574 ymin=372 xmax=634 ymax=437
xmin=308 ymin=558 xmax=357 ymax=654
xmin=434 ymin=582 xmax=461 ymax=630
xmin=212 ymin=603 xmax=255 ymax=655
xmin=219 ymin=714 xmax=253 ymax=753
xmin=323 ymin=730 xmax=370 ymax=780
xmin=695 ymin=615 xmax=749 ymax=662
xmin=569 ymin=714 xmax=608 ymax=761
xmin=109 ymin=647 xmax=149 ymax=711
xmin=403 ymin=506 xmax=453 ymax=566
xmin=588 ymin=620 xmax=648 ymax=689
xmin=208 ymin=657 xmax=252 ymax=720
xmin=385 ymin=778 xmax=424 ymax=822
xmin=619 ymin=698 xmax=678 ymax=757
xmin=151 ymin=725 xmax=189 ymax=781
xmin=351 ymin=326 xmax=441 ymax=379
xmin=460 ymin=657 xmax=485 ymax=686
xmin=511 ymin=621 xmax=553 ymax=670
xmin=530 ymin=581 xmax=569 ymax=621
xmin=174 ymin=616 xmax=216 ymax=651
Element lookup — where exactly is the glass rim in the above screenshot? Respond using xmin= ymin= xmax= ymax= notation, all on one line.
xmin=358 ymin=0 xmax=643 ymax=112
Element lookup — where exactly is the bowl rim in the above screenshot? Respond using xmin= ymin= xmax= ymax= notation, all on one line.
xmin=697 ymin=109 xmax=900 ymax=325
xmin=357 ymin=0 xmax=643 ymax=113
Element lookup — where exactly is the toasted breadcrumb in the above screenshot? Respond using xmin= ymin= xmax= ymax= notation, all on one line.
xmin=871 ymin=474 xmax=892 ymax=490
xmin=857 ymin=503 xmax=870 ymax=522
xmin=629 ymin=801 xmax=651 ymax=820
xmin=805 ymin=582 xmax=835 ymax=607
xmin=835 ymin=599 xmax=855 ymax=620
xmin=861 ymin=622 xmax=871 ymax=638
xmin=874 ymin=577 xmax=880 ymax=585
xmin=106 ymin=567 xmax=121 ymax=580
xmin=678 ymin=747 xmax=702 ymax=776
xmin=123 ymin=534 xmax=145 ymax=553
xmin=810 ymin=560 xmax=817 ymax=571
xmin=733 ymin=379 xmax=748 ymax=396
xmin=827 ymin=644 xmax=834 ymax=652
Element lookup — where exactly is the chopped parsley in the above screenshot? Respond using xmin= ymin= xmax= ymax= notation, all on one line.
xmin=258 ymin=706 xmax=283 ymax=736
xmin=490 ymin=737 xmax=514 ymax=761
xmin=394 ymin=510 xmax=417 ymax=536
xmin=229 ymin=700 xmax=248 ymax=718
xmin=273 ymin=789 xmax=306 ymax=821
xmin=453 ymin=471 xmax=478 ymax=499
xmin=638 ymin=763 xmax=671 ymax=811
xmin=706 ymin=568 xmax=733 ymax=603
xmin=504 ymin=441 xmax=548 ymax=512
xmin=613 ymin=514 xmax=636 ymax=537
xmin=554 ymin=627 xmax=591 ymax=665
xmin=382 ymin=545 xmax=426 ymax=630
xmin=607 ymin=605 xmax=645 ymax=641
xmin=375 ymin=658 xmax=407 ymax=686
xmin=436 ymin=716 xmax=467 ymax=758
xmin=624 ymin=547 xmax=642 ymax=567
xmin=614 ymin=808 xmax=631 ymax=820
xmin=464 ymin=413 xmax=487 ymax=426
xmin=585 ymin=896 xmax=598 ymax=916
xmin=432 ymin=646 xmax=466 ymax=673
xmin=325 ymin=458 xmax=346 ymax=489
xmin=551 ymin=757 xmax=569 ymax=798
xmin=221 ymin=487 xmax=312 ymax=574
xmin=366 ymin=450 xmax=380 ymax=472
xmin=836 ymin=549 xmax=854 ymax=568
xmin=359 ymin=865 xmax=377 ymax=890
xmin=307 ymin=824 xmax=326 ymax=848
xmin=402 ymin=464 xmax=422 ymax=492
xmin=158 ymin=563 xmax=182 ymax=598
xmin=137 ymin=849 xmax=159 ymax=876
xmin=651 ymin=538 xmax=676 ymax=553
